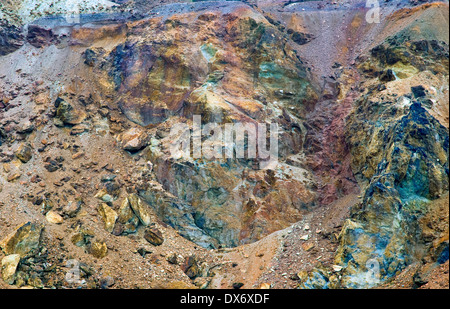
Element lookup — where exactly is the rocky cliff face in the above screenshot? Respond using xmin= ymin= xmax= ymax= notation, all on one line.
xmin=0 ymin=0 xmax=448 ymax=289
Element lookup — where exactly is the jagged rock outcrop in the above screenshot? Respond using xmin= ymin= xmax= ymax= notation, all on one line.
xmin=337 ymin=102 xmax=449 ymax=288
xmin=0 ymin=20 xmax=23 ymax=56
xmin=81 ymin=1 xmax=319 ymax=248
xmin=321 ymin=6 xmax=448 ymax=288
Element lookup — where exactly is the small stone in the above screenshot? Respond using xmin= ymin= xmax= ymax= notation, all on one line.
xmin=95 ymin=188 xmax=115 ymax=203
xmin=72 ymin=152 xmax=85 ymax=160
xmin=1 ymin=254 xmax=21 ymax=285
xmin=97 ymin=203 xmax=118 ymax=233
xmin=167 ymin=253 xmax=179 ymax=265
xmin=34 ymin=92 xmax=48 ymax=105
xmin=181 ymin=256 xmax=201 ymax=279
xmin=45 ymin=211 xmax=63 ymax=224
xmin=101 ymin=174 xmax=117 ymax=182
xmin=71 ymin=228 xmax=94 ymax=247
xmin=144 ymin=227 xmax=164 ymax=246
xmin=70 ymin=124 xmax=89 ymax=135
xmin=44 ymin=160 xmax=60 ymax=172
xmin=14 ymin=271 xmax=28 ymax=287
xmin=15 ymin=143 xmax=32 ymax=163
xmin=100 ymin=276 xmax=115 ymax=289
xmin=18 ymin=121 xmax=35 ymax=134
xmin=193 ymin=277 xmax=211 ymax=289
xmin=136 ymin=247 xmax=153 ymax=258
xmin=300 ymin=235 xmax=309 ymax=241
xmin=332 ymin=265 xmax=343 ymax=272
xmin=62 ymin=200 xmax=82 ymax=218
xmin=27 ymin=274 xmax=43 ymax=288
xmin=128 ymin=194 xmax=151 ymax=226
xmin=259 ymin=283 xmax=271 ymax=289
xmin=302 ymin=242 xmax=315 ymax=252
xmin=3 ymin=163 xmax=11 ymax=173
xmin=89 ymin=240 xmax=108 ymax=259
xmin=117 ymin=127 xmax=148 ymax=152
xmin=55 ymin=97 xmax=86 ymax=125
xmin=117 ymin=198 xmax=140 ymax=235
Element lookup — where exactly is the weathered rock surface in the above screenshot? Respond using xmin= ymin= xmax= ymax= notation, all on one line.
xmin=127 ymin=194 xmax=152 ymax=226
xmin=299 ymin=2 xmax=449 ymax=288
xmin=98 ymin=203 xmax=118 ymax=233
xmin=0 ymin=20 xmax=23 ymax=56
xmin=54 ymin=97 xmax=87 ymax=126
xmin=0 ymin=222 xmax=43 ymax=258
xmin=45 ymin=211 xmax=64 ymax=224
xmin=144 ymin=227 xmax=164 ymax=246
xmin=89 ymin=240 xmax=108 ymax=259
xmin=117 ymin=127 xmax=148 ymax=152
xmin=1 ymin=254 xmax=21 ymax=285
xmin=15 ymin=143 xmax=32 ymax=163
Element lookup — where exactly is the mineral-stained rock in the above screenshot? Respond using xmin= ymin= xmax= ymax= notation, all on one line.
xmin=335 ymin=101 xmax=449 ymax=288
xmin=95 ymin=188 xmax=115 ymax=203
xmin=1 ymin=254 xmax=21 ymax=285
xmin=139 ymin=185 xmax=220 ymax=249
xmin=6 ymin=173 xmax=21 ymax=182
xmin=89 ymin=240 xmax=108 ymax=259
xmin=54 ymin=97 xmax=87 ymax=126
xmin=103 ymin=2 xmax=317 ymax=127
xmin=71 ymin=227 xmax=95 ymax=247
xmin=411 ymin=85 xmax=427 ymax=98
xmin=128 ymin=193 xmax=152 ymax=226
xmin=336 ymin=31 xmax=450 ymax=287
xmin=181 ymin=256 xmax=201 ymax=280
xmin=0 ymin=0 xmax=447 ymax=291
xmin=0 ymin=222 xmax=43 ymax=258
xmin=297 ymin=266 xmax=337 ymax=289
xmin=27 ymin=274 xmax=44 ymax=288
xmin=144 ymin=227 xmax=164 ymax=246
xmin=117 ymin=127 xmax=148 ymax=152
xmin=116 ymin=197 xmax=140 ymax=235
xmin=62 ymin=200 xmax=82 ymax=218
xmin=15 ymin=143 xmax=32 ymax=163
xmin=97 ymin=203 xmax=118 ymax=233
xmin=167 ymin=253 xmax=179 ymax=265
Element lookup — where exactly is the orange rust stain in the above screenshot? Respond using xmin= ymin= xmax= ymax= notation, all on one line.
xmin=388 ymin=2 xmax=446 ymax=22
xmin=71 ymin=24 xmax=127 ymax=45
